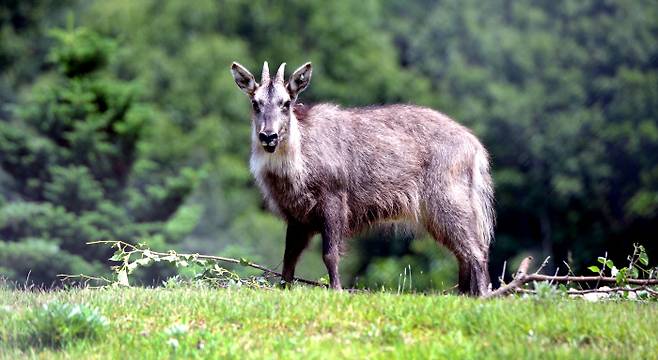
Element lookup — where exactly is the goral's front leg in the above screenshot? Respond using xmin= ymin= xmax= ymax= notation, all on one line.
xmin=322 ymin=234 xmax=342 ymax=290
xmin=320 ymin=196 xmax=346 ymax=290
xmin=281 ymin=220 xmax=313 ymax=287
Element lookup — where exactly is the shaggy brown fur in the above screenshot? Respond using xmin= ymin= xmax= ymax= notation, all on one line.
xmin=231 ymin=61 xmax=494 ymax=295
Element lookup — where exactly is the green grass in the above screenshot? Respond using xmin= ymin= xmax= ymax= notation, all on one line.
xmin=1 ymin=286 xmax=657 ymax=359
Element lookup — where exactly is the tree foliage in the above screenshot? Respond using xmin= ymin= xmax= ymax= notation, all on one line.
xmin=0 ymin=25 xmax=198 ymax=284
xmin=0 ymin=0 xmax=656 ymax=288
xmin=383 ymin=0 xmax=658 ymax=270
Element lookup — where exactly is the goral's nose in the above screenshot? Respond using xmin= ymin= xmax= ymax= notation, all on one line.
xmin=258 ymin=132 xmax=278 ymax=145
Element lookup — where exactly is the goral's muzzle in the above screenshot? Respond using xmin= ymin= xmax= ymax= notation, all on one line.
xmin=259 ymin=132 xmax=278 ymax=153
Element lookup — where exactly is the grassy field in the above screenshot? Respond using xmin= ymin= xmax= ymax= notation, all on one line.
xmin=1 ymin=286 xmax=657 ymax=359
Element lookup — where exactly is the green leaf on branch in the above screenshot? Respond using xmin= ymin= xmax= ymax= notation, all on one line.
xmin=135 ymin=258 xmax=151 ymax=266
xmin=615 ymin=268 xmax=627 ymax=285
xmin=109 ymin=252 xmax=124 ymax=262
xmin=629 ymin=266 xmax=639 ymax=278
xmin=117 ymin=270 xmax=129 ymax=287
xmin=126 ymin=262 xmax=138 ymax=272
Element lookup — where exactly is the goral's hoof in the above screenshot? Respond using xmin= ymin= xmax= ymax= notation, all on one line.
xmin=278 ymin=279 xmax=293 ymax=289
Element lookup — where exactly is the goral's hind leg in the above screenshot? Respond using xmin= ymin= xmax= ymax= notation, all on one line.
xmin=428 ymin=223 xmax=490 ymax=296
xmin=424 ymin=187 xmax=491 ymax=296
xmin=459 ymin=254 xmax=490 ymax=296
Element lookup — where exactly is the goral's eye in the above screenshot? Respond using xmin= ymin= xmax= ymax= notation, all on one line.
xmin=251 ymin=100 xmax=260 ymax=112
xmin=282 ymin=100 xmax=291 ymax=110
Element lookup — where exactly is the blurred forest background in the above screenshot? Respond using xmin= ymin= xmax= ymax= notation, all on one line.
xmin=1 ymin=0 xmax=657 ymax=290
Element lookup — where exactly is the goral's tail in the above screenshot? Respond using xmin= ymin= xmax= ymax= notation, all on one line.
xmin=472 ymin=148 xmax=495 ymax=247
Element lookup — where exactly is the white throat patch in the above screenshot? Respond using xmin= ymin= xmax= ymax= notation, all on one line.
xmin=250 ymin=114 xmax=306 ymax=191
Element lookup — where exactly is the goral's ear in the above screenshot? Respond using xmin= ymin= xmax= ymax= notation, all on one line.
xmin=286 ymin=62 xmax=312 ymax=99
xmin=231 ymin=62 xmax=258 ymax=96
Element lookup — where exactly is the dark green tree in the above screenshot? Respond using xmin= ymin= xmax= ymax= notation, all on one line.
xmin=381 ymin=0 xmax=658 ymax=275
xmin=0 ymin=0 xmax=74 ymax=116
xmin=2 ymin=0 xmax=656 ymax=291
xmin=0 ymin=26 xmax=198 ymax=285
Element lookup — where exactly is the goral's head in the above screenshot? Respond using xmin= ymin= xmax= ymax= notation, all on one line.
xmin=231 ymin=61 xmax=312 ymax=153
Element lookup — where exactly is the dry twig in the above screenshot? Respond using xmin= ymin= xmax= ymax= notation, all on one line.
xmin=533 ymin=256 xmax=551 ymax=275
xmin=57 ymin=274 xmax=113 ymax=287
xmin=484 ymin=256 xmax=533 ymax=298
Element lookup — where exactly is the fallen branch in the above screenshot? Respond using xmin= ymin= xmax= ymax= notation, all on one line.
xmin=87 ymin=240 xmax=325 ymax=287
xmin=524 ymin=274 xmax=658 ymax=286
xmin=516 ymin=286 xmax=657 ymax=296
xmin=484 ymin=256 xmax=533 ymax=298
xmin=486 ymin=255 xmax=658 ymax=299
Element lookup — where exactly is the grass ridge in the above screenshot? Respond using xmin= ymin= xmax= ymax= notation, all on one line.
xmin=1 ymin=287 xmax=657 ymax=359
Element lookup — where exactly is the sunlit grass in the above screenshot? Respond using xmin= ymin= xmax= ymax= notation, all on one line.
xmin=1 ymin=286 xmax=656 ymax=359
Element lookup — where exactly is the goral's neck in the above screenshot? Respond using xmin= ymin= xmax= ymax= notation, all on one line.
xmin=250 ymin=114 xmax=305 ymax=183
